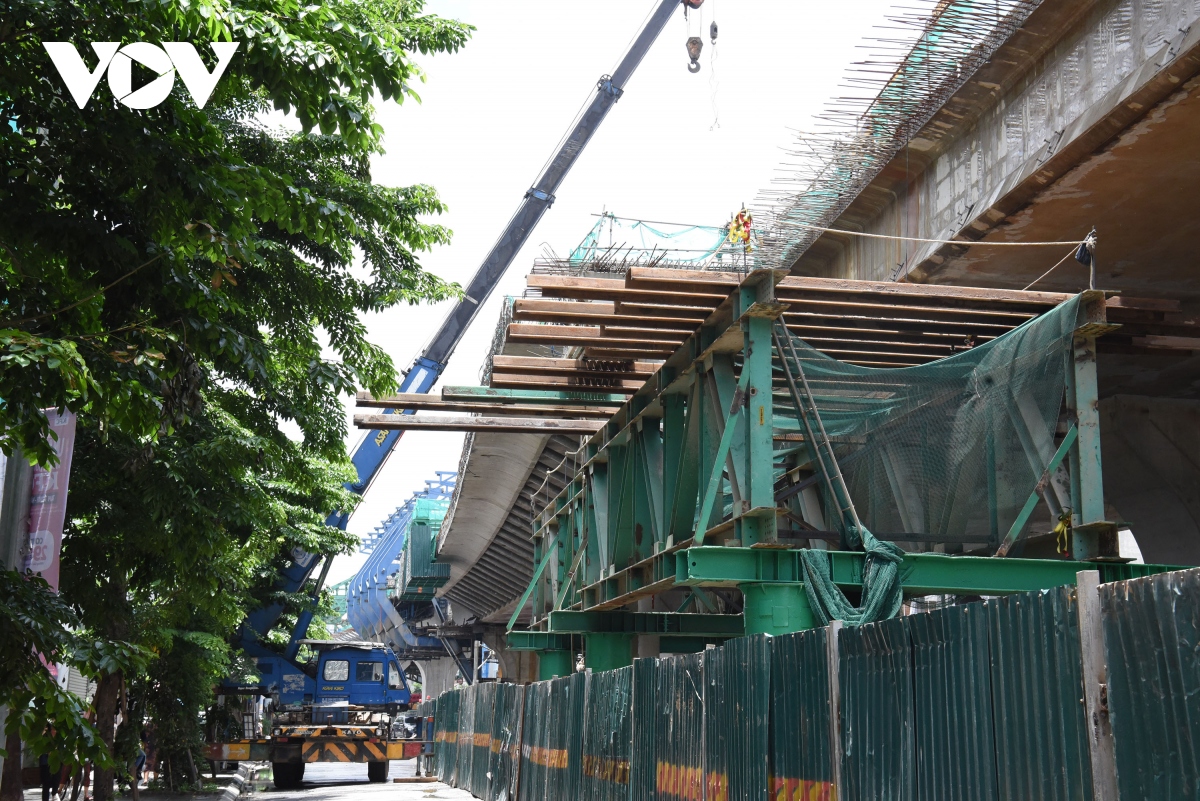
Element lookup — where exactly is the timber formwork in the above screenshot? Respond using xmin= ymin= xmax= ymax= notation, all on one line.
xmin=354 ymin=267 xmax=1191 ymax=652
xmin=494 ymin=268 xmax=1178 ymax=673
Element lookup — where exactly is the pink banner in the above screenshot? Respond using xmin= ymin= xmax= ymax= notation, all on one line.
xmin=22 ymin=410 xmax=78 ymax=592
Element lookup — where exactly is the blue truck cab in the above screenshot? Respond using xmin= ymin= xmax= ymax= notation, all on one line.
xmin=252 ymin=640 xmax=411 ymax=714
xmin=310 ymin=640 xmax=411 ymax=709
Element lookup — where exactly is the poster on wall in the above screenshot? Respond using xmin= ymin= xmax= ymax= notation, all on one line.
xmin=22 ymin=409 xmax=78 ymax=592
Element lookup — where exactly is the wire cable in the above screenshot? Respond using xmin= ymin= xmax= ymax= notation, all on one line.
xmin=1022 ymin=246 xmax=1081 ymax=291
xmin=784 ymin=222 xmax=1085 ymax=247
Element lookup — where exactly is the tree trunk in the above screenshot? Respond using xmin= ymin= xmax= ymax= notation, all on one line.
xmin=0 ymin=730 xmax=22 ymax=801
xmin=92 ymin=670 xmax=122 ymax=801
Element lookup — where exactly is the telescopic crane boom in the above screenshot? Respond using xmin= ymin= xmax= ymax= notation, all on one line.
xmin=242 ymin=0 xmax=703 ymax=662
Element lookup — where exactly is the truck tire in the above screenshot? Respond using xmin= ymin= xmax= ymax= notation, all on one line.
xmin=273 ymin=762 xmax=303 ymax=789
xmin=367 ymin=761 xmax=390 ymax=783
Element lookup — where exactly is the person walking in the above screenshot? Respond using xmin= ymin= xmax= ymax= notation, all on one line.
xmin=39 ymin=751 xmax=61 ymax=801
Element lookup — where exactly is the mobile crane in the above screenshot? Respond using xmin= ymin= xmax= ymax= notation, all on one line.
xmin=213 ymin=0 xmax=703 ymax=783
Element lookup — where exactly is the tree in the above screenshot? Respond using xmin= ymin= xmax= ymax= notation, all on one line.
xmin=1 ymin=0 xmax=469 ymax=464
xmin=0 ymin=1 xmax=472 ymax=797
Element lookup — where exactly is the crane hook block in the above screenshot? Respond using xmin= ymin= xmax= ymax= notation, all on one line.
xmin=686 ymin=36 xmax=703 ymax=73
xmin=682 ymin=0 xmax=704 ymax=7
xmin=710 ymin=21 xmax=718 ymax=44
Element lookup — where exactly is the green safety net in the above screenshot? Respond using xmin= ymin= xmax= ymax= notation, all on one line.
xmin=774 ymin=295 xmax=1085 ymax=624
xmin=569 ymin=214 xmax=734 ymax=264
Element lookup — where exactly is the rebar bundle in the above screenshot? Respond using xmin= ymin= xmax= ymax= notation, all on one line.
xmin=754 ymin=0 xmax=1041 ymax=270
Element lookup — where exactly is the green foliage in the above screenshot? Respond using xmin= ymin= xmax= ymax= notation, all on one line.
xmin=0 ymin=0 xmax=470 ymax=463
xmin=0 ymin=571 xmax=141 ymax=772
xmin=0 ymin=0 xmax=472 ymax=788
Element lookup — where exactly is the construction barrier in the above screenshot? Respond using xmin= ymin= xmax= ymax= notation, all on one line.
xmin=430 ymin=567 xmax=1200 ymax=801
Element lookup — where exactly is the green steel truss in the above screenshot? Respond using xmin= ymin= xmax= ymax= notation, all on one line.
xmin=502 ymin=270 xmax=1153 ymax=662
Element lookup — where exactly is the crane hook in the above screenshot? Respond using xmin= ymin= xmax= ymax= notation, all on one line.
xmin=686 ymin=36 xmax=703 ymax=73
xmin=710 ymin=21 xmax=718 ymax=44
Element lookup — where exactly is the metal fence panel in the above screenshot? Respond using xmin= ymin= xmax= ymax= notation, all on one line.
xmin=839 ymin=616 xmax=916 ymax=801
xmin=457 ymin=683 xmax=478 ymax=790
xmin=704 ymin=646 xmax=726 ymax=801
xmin=1100 ymin=567 xmax=1200 ymax=799
xmin=909 ymin=604 xmax=997 ymax=801
xmin=770 ymin=627 xmax=834 ymax=801
xmin=434 ymin=689 xmax=461 ymax=783
xmin=582 ymin=666 xmax=634 ymax=801
xmin=631 ymin=658 xmax=658 ymax=801
xmin=519 ymin=680 xmax=551 ymax=801
xmin=568 ymin=670 xmax=588 ymax=797
xmin=469 ymin=682 xmax=497 ymax=796
xmin=661 ymin=652 xmax=705 ymax=801
xmin=489 ymin=683 xmax=526 ymax=801
xmin=732 ymin=636 xmax=772 ymax=801
xmin=987 ymin=587 xmax=1093 ymax=801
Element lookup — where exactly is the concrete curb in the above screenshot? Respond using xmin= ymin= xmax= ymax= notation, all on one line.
xmin=219 ymin=762 xmax=266 ymax=801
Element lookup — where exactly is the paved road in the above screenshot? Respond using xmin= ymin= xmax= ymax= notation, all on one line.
xmin=263 ymin=760 xmax=474 ymax=801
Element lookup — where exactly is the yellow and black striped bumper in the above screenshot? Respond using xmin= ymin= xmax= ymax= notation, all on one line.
xmin=206 ymin=736 xmax=428 ymax=763
xmin=301 ymin=738 xmax=389 ymax=763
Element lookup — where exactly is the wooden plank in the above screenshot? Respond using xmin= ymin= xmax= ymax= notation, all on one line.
xmin=353 ymin=392 xmax=615 ymax=418
xmin=579 ymin=348 xmax=672 ymax=361
xmin=354 ymin=414 xmax=606 ymax=434
xmin=627 ymin=266 xmax=743 ymax=285
xmin=488 ymin=373 xmax=645 ymax=391
xmin=514 ymin=298 xmax=617 ymax=316
xmin=782 ymin=309 xmax=1017 ymax=334
xmin=526 ymin=275 xmax=729 ymax=304
xmin=442 ymin=386 xmax=630 ymax=406
xmin=779 ymin=275 xmax=1072 ymax=306
xmin=512 ymin=299 xmax=703 ymax=329
xmin=1131 ymin=334 xmax=1200 ymax=350
xmin=785 ymin=323 xmax=998 ymax=347
xmin=775 ymin=294 xmax=1040 ymax=322
xmin=793 ymin=336 xmax=959 ymax=356
xmin=491 ymin=354 xmax=658 ymax=374
xmin=613 ymin=301 xmax=720 ymax=318
xmin=505 ymin=325 xmax=678 ymax=351
xmin=1105 ymin=295 xmax=1181 ymax=312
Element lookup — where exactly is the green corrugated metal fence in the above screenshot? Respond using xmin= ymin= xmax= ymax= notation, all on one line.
xmin=581 ymin=666 xmax=633 ymax=801
xmin=435 ymin=688 xmax=460 ymax=784
xmin=469 ymin=682 xmax=497 ymax=797
xmin=770 ymin=627 xmax=834 ymax=801
xmin=488 ymin=682 xmax=525 ymax=801
xmin=457 ymin=683 xmax=477 ymax=792
xmin=988 ymin=587 xmax=1092 ymax=801
xmin=909 ymin=603 xmax=997 ymax=801
xmin=630 ymin=658 xmax=658 ymax=801
xmin=704 ymin=636 xmax=770 ymax=801
xmin=427 ymin=567 xmax=1199 ymax=801
xmin=1101 ymin=567 xmax=1200 ymax=799
xmin=518 ymin=679 xmax=550 ymax=801
xmin=658 ymin=652 xmax=705 ymax=801
xmin=839 ymin=616 xmax=916 ymax=801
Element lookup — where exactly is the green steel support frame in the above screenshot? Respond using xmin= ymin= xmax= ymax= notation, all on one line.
xmin=503 ymin=273 xmax=1156 ymax=654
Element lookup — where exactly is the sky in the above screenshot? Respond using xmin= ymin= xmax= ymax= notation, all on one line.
xmin=327 ymin=0 xmax=897 ymax=585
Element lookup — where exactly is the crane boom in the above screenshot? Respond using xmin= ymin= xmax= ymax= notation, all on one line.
xmin=242 ymin=0 xmax=695 ymax=657
xmin=342 ymin=0 xmax=688 ymax=508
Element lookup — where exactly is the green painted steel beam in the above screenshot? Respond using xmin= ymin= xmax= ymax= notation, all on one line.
xmin=676 ymin=546 xmax=1184 ymax=596
xmin=505 ymin=631 xmax=572 ymax=651
xmin=441 ymin=386 xmax=628 ymax=407
xmin=585 ymin=632 xmax=634 ymax=671
xmin=547 ymin=610 xmax=743 ymax=637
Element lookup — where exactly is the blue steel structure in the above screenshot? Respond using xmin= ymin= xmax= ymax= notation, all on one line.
xmin=231 ymin=0 xmax=698 ymax=688
xmin=345 ymin=473 xmax=470 ymax=678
